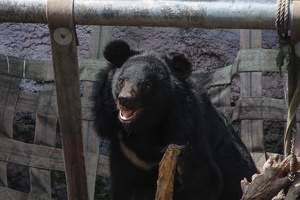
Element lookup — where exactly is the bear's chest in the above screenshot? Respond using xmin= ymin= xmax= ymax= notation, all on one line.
xmin=117 ymin=132 xmax=164 ymax=170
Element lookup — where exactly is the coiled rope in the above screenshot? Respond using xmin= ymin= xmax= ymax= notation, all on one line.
xmin=276 ymin=0 xmax=290 ymax=39
xmin=276 ymin=0 xmax=292 ymax=73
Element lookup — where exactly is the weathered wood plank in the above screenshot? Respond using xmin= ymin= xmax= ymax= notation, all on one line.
xmin=240 ymin=29 xmax=265 ymax=171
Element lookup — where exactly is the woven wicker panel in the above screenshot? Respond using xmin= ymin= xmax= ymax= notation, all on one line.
xmin=0 ymin=44 xmax=285 ymax=198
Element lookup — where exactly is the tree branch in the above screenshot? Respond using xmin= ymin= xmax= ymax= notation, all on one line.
xmin=155 ymin=144 xmax=183 ymax=200
xmin=241 ymin=154 xmax=300 ymax=200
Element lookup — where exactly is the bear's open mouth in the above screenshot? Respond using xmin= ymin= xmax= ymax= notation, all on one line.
xmin=118 ymin=107 xmax=142 ymax=122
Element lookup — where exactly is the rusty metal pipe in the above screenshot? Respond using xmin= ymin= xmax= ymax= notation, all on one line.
xmin=0 ymin=0 xmax=278 ymax=29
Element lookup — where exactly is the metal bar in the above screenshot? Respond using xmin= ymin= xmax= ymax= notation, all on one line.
xmin=0 ymin=0 xmax=277 ymax=29
xmin=0 ymin=0 xmax=47 ymax=24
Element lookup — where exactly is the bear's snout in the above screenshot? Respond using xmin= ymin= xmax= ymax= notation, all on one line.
xmin=118 ymin=95 xmax=134 ymax=108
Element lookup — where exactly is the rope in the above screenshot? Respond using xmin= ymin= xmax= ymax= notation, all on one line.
xmin=288 ymin=121 xmax=297 ymax=181
xmin=276 ymin=0 xmax=290 ymax=39
xmin=276 ymin=0 xmax=292 ymax=73
xmin=291 ymin=125 xmax=297 ymax=174
xmin=284 ymin=0 xmax=290 ymax=34
xmin=276 ymin=0 xmax=296 ymax=177
xmin=276 ymin=36 xmax=292 ymax=74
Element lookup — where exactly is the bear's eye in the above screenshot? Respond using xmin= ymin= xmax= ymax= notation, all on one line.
xmin=145 ymin=81 xmax=153 ymax=90
xmin=118 ymin=77 xmax=124 ymax=88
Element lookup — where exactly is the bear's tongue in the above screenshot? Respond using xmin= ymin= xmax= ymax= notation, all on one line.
xmin=120 ymin=109 xmax=134 ymax=120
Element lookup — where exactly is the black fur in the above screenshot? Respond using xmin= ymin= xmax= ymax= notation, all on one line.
xmin=92 ymin=40 xmax=257 ymax=200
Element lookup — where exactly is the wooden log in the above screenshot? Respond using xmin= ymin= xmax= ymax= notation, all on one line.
xmin=285 ymin=171 xmax=300 ymax=200
xmin=155 ymin=144 xmax=183 ymax=200
xmin=241 ymin=154 xmax=300 ymax=200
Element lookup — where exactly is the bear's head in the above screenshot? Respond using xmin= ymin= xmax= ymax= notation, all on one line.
xmin=103 ymin=40 xmax=192 ymax=130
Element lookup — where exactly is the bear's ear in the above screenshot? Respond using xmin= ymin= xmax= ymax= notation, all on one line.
xmin=103 ymin=40 xmax=136 ymax=67
xmin=165 ymin=53 xmax=192 ymax=80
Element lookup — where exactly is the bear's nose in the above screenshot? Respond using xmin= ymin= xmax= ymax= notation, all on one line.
xmin=118 ymin=95 xmax=134 ymax=108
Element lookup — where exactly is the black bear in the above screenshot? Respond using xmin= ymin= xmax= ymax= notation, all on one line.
xmin=92 ymin=40 xmax=257 ymax=200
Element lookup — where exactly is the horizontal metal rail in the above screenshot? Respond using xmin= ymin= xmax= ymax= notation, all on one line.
xmin=0 ymin=0 xmax=279 ymax=29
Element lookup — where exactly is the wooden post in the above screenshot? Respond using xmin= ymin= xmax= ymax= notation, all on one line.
xmin=284 ymin=0 xmax=300 ymax=198
xmin=155 ymin=144 xmax=183 ymax=200
xmin=47 ymin=0 xmax=88 ymax=199
xmin=84 ymin=26 xmax=112 ymax=199
xmin=239 ymin=29 xmax=266 ymax=171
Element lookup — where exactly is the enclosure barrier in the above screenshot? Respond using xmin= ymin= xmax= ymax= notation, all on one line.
xmin=1 ymin=0 xmax=278 ymax=29
xmin=0 ymin=0 xmax=300 ymax=199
